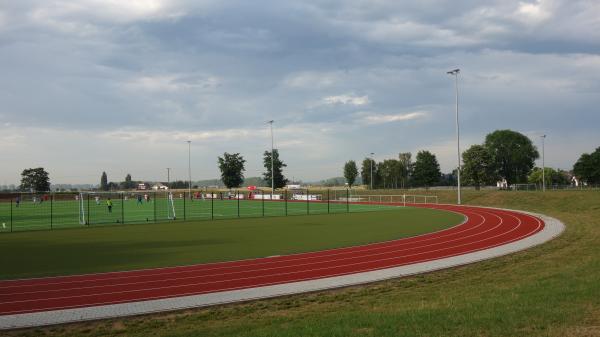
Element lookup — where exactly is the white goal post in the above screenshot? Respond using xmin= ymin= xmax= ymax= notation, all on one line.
xmin=167 ymin=192 xmax=176 ymax=220
xmin=78 ymin=193 xmax=86 ymax=225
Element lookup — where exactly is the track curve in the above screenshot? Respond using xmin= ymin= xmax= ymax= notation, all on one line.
xmin=0 ymin=204 xmax=561 ymax=328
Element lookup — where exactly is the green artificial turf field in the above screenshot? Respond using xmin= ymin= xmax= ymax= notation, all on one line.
xmin=0 ymin=197 xmax=411 ymax=232
xmin=0 ymin=206 xmax=463 ymax=280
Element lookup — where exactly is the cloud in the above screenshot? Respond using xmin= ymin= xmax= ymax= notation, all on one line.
xmin=122 ymin=74 xmax=220 ymax=93
xmin=515 ymin=0 xmax=553 ymax=24
xmin=283 ymin=71 xmax=344 ymax=89
xmin=360 ymin=111 xmax=428 ymax=125
xmin=323 ymin=94 xmax=369 ymax=106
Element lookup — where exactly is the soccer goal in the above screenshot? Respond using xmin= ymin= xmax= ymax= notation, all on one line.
xmin=167 ymin=192 xmax=176 ymax=220
xmin=78 ymin=193 xmax=86 ymax=225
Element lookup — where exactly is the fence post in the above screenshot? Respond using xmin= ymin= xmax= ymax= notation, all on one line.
xmin=327 ymin=189 xmax=330 ymax=214
xmin=262 ymin=191 xmax=265 ymax=217
xmin=50 ymin=194 xmax=53 ymax=230
xmin=87 ymin=193 xmax=90 ymax=225
xmin=10 ymin=198 xmax=13 ymax=232
xmin=153 ymin=192 xmax=156 ymax=223
xmin=121 ymin=193 xmax=125 ymax=224
xmin=237 ymin=190 xmax=240 ymax=217
xmin=345 ymin=189 xmax=349 ymax=212
xmin=211 ymin=192 xmax=214 ymax=220
xmin=306 ymin=189 xmax=309 ymax=214
xmin=285 ymin=189 xmax=288 ymax=216
xmin=183 ymin=192 xmax=187 ymax=220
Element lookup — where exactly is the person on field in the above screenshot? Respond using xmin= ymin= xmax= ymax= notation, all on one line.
xmin=107 ymin=198 xmax=113 ymax=213
xmin=95 ymin=195 xmax=100 ymax=205
xmin=144 ymin=194 xmax=149 ymax=202
xmin=15 ymin=196 xmax=20 ymax=207
xmin=137 ymin=194 xmax=143 ymax=205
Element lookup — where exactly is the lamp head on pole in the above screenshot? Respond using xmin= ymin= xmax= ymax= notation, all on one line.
xmin=447 ymin=69 xmax=460 ymax=75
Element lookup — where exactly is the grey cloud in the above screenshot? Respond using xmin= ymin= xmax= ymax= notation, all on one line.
xmin=1 ymin=0 xmax=599 ymax=184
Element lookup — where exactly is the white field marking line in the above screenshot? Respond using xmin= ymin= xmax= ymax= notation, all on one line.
xmin=3 ymin=209 xmax=507 ymax=301
xmin=2 ymin=209 xmax=538 ymax=315
xmin=0 ymin=208 xmax=477 ymax=290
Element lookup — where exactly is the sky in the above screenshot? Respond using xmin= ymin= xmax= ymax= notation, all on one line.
xmin=1 ymin=0 xmax=599 ymax=185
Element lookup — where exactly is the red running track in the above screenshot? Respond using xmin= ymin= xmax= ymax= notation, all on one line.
xmin=0 ymin=204 xmax=543 ymax=316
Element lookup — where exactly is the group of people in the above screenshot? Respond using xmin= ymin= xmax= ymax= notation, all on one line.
xmin=14 ymin=195 xmax=49 ymax=207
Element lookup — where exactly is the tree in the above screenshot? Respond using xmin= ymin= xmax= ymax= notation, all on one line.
xmin=573 ymin=147 xmax=600 ymax=184
xmin=168 ymin=180 xmax=188 ymax=189
xmin=379 ymin=159 xmax=400 ymax=188
xmin=343 ymin=160 xmax=358 ymax=188
xmin=361 ymin=157 xmax=377 ymax=189
xmin=218 ymin=153 xmax=246 ymax=189
xmin=100 ymin=172 xmax=108 ymax=191
xmin=398 ymin=152 xmax=413 ymax=188
xmin=20 ymin=168 xmax=50 ymax=192
xmin=484 ymin=130 xmax=539 ymax=184
xmin=122 ymin=174 xmax=135 ymax=189
xmin=462 ymin=145 xmax=497 ymax=190
xmin=528 ymin=167 xmax=570 ymax=187
xmin=263 ymin=149 xmax=288 ymax=189
xmin=412 ymin=151 xmax=441 ymax=188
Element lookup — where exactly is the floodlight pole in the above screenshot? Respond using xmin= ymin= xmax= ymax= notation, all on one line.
xmin=167 ymin=168 xmax=171 ymax=187
xmin=268 ymin=120 xmax=275 ymax=194
xmin=541 ymin=134 xmax=546 ymax=192
xmin=187 ymin=141 xmax=192 ymax=198
xmin=370 ymin=152 xmax=375 ymax=190
xmin=447 ymin=68 xmax=461 ymax=205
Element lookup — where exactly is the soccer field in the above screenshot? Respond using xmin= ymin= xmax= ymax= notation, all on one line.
xmin=0 ymin=196 xmax=405 ymax=232
xmin=0 ymin=206 xmax=463 ymax=280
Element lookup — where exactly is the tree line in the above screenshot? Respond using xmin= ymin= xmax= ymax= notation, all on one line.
xmin=13 ymin=129 xmax=600 ymax=192
xmin=344 ymin=129 xmax=600 ymax=189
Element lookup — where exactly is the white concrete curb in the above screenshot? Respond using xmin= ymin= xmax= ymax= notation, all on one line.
xmin=0 ymin=207 xmax=565 ymax=330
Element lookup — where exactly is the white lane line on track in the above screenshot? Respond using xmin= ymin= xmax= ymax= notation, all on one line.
xmin=2 ymin=208 xmax=542 ymax=316
xmin=2 ymin=208 xmax=517 ymax=306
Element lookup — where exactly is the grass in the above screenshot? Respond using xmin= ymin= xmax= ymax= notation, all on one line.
xmin=4 ymin=190 xmax=599 ymax=337
xmin=0 ymin=206 xmax=462 ymax=280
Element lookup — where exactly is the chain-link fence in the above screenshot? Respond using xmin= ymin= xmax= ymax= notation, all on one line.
xmin=0 ymin=189 xmax=435 ymax=233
